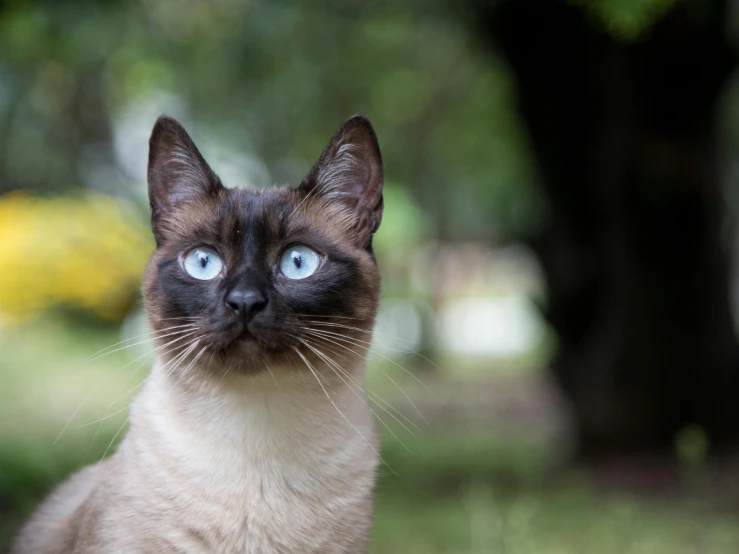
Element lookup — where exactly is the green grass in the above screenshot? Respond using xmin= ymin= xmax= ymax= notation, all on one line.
xmin=372 ymin=433 xmax=739 ymax=553
xmin=2 ymin=319 xmax=739 ymax=553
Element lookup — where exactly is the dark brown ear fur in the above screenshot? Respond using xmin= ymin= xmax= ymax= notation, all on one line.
xmin=147 ymin=116 xmax=224 ymax=246
xmin=300 ymin=114 xmax=383 ymax=249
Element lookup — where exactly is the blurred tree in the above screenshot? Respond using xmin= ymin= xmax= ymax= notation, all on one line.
xmin=0 ymin=0 xmax=539 ymax=234
xmin=471 ymin=0 xmax=739 ymax=459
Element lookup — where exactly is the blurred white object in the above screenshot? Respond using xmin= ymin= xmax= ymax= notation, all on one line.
xmin=373 ymin=298 xmax=423 ymax=354
xmin=438 ymin=296 xmax=544 ymax=357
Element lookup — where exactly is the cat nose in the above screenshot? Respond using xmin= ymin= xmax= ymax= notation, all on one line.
xmin=225 ymin=287 xmax=267 ymax=325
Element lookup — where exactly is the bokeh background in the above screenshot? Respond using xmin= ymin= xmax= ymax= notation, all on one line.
xmin=3 ymin=0 xmax=739 ymax=552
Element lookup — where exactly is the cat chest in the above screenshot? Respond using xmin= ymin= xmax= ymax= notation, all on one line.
xmin=162 ymin=462 xmax=374 ymax=554
xmin=131 ymin=373 xmax=377 ymax=552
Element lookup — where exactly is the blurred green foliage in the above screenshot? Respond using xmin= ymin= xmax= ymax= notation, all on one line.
xmin=0 ymin=0 xmax=544 ymax=240
xmin=572 ymin=0 xmax=679 ymax=40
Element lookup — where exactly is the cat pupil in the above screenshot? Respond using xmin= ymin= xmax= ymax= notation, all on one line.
xmin=292 ymin=252 xmax=302 ymax=269
xmin=199 ymin=254 xmax=208 ymax=268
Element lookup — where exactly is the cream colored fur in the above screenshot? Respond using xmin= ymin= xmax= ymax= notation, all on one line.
xmin=11 ymin=358 xmax=378 ymax=553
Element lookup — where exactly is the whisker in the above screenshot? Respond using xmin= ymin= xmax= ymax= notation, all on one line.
xmin=55 ymin=331 xmax=198 ymax=444
xmin=296 ymin=337 xmax=415 ymax=451
xmin=72 ymin=405 xmax=130 ymax=430
xmin=163 ymin=341 xmax=200 ymax=380
xmin=84 ymin=324 xmax=197 ymax=362
xmin=291 ymin=314 xmax=363 ymax=320
xmin=73 ymin=334 xmax=194 ymax=431
xmin=157 ymin=317 xmax=201 ymax=321
xmin=92 ymin=336 xmax=201 ymax=430
xmin=303 ymin=327 xmax=440 ymax=401
xmin=78 ymin=331 xmax=198 ymax=414
xmin=96 ymin=414 xmax=129 ymax=469
xmin=177 ymin=343 xmax=208 ymax=384
xmin=290 ymin=345 xmax=395 ymax=475
xmin=86 ymin=327 xmax=199 ymax=363
xmin=82 ymin=394 xmax=124 ymax=462
xmin=262 ymin=358 xmax=279 ymax=386
xmin=52 ymin=388 xmax=97 ymax=445
xmin=304 ymin=333 xmax=425 ymax=432
xmin=301 ymin=319 xmax=444 ymax=373
xmin=77 ymin=356 xmax=152 ymax=456
xmin=381 ymin=371 xmax=430 ymax=427
xmin=215 ymin=361 xmax=233 ymax=390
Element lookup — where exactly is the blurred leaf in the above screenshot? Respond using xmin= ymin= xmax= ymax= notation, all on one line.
xmin=571 ymin=0 xmax=679 ymax=40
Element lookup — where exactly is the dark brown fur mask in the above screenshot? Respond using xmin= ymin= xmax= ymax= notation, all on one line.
xmin=142 ymin=115 xmax=383 ymax=374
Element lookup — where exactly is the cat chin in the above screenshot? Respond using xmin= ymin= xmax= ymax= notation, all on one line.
xmin=205 ymin=339 xmax=297 ymax=376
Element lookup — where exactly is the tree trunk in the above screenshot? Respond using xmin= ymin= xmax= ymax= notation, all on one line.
xmin=471 ymin=0 xmax=739 ymax=458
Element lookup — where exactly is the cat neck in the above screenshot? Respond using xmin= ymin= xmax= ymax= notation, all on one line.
xmin=126 ymin=356 xmax=374 ymax=468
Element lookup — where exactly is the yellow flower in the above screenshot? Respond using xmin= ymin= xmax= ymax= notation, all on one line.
xmin=0 ymin=192 xmax=153 ymax=323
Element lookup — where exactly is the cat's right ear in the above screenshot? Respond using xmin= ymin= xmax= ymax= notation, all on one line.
xmin=147 ymin=116 xmax=223 ymax=245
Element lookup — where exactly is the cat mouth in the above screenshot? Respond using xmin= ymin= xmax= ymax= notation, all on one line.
xmin=222 ymin=324 xmax=258 ymax=346
xmin=212 ymin=321 xmax=288 ymax=354
xmin=234 ymin=328 xmax=259 ymax=343
xmin=186 ymin=316 xmax=298 ymax=369
xmin=202 ymin=326 xmax=296 ymax=374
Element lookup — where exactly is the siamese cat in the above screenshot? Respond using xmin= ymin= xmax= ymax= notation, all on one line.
xmin=11 ymin=114 xmax=384 ymax=553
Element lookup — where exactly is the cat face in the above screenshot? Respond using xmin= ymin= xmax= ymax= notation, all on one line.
xmin=142 ymin=115 xmax=383 ymax=374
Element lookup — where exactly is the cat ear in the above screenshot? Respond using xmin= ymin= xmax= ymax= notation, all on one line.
xmin=300 ymin=114 xmax=383 ymax=248
xmin=147 ymin=116 xmax=224 ymax=244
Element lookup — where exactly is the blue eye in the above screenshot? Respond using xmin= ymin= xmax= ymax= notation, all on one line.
xmin=182 ymin=247 xmax=223 ymax=280
xmin=280 ymin=245 xmax=321 ymax=280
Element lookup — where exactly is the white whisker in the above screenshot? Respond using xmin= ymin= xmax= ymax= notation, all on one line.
xmin=177 ymin=343 xmax=208 ymax=384
xmin=296 ymin=337 xmax=414 ymax=452
xmin=55 ymin=330 xmax=198 ymax=445
xmin=84 ymin=324 xmax=197 ymax=362
xmin=96 ymin=414 xmax=129 ymax=469
xmin=303 ymin=319 xmax=443 ymax=372
xmin=86 ymin=327 xmax=199 ymax=363
xmin=290 ymin=345 xmax=395 ymax=474
xmin=303 ymin=327 xmax=439 ymax=400
xmin=304 ymin=333 xmax=424 ymax=433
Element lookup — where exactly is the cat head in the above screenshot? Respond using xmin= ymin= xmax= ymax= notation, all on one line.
xmin=142 ymin=115 xmax=383 ymax=375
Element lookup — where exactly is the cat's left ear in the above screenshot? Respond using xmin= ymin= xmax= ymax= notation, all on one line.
xmin=300 ymin=114 xmax=383 ymax=248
